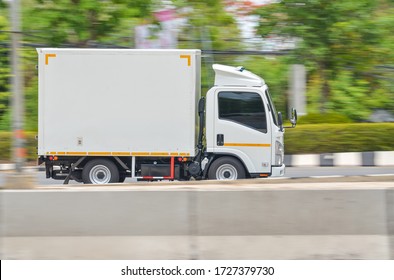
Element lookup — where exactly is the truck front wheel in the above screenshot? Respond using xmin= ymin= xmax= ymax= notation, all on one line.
xmin=82 ymin=159 xmax=120 ymax=184
xmin=208 ymin=157 xmax=246 ymax=180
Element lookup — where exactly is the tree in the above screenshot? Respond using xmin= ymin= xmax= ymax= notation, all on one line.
xmin=172 ymin=0 xmax=242 ymax=92
xmin=23 ymin=0 xmax=153 ymax=47
xmin=0 ymin=10 xmax=10 ymax=130
xmin=0 ymin=0 xmax=156 ymax=131
xmin=175 ymin=0 xmax=241 ymax=50
xmin=255 ymin=0 xmax=394 ymax=120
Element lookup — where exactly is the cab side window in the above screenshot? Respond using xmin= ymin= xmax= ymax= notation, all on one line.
xmin=218 ymin=91 xmax=267 ymax=133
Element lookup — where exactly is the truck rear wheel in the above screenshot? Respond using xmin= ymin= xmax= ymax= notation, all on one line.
xmin=82 ymin=159 xmax=120 ymax=184
xmin=208 ymin=157 xmax=246 ymax=180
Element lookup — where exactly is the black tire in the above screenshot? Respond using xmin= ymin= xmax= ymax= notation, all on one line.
xmin=82 ymin=159 xmax=120 ymax=184
xmin=207 ymin=156 xmax=246 ymax=180
xmin=119 ymin=172 xmax=126 ymax=183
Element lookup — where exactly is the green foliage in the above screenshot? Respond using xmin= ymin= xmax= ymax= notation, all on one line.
xmin=23 ymin=0 xmax=153 ymax=47
xmin=0 ymin=109 xmax=10 ymax=131
xmin=174 ymin=0 xmax=242 ymax=94
xmin=327 ymin=70 xmax=373 ymax=121
xmin=24 ymin=131 xmax=38 ymax=161
xmin=24 ymin=76 xmax=38 ymax=131
xmin=0 ymin=131 xmax=11 ymax=161
xmin=175 ymin=0 xmax=241 ymax=51
xmin=22 ymin=48 xmax=39 ymax=131
xmin=0 ymin=13 xmax=10 ymax=130
xmin=285 ymin=123 xmax=394 ymax=154
xmin=0 ymin=131 xmax=37 ymax=162
xmin=255 ymin=0 xmax=394 ymax=120
xmin=298 ymin=113 xmax=352 ymax=124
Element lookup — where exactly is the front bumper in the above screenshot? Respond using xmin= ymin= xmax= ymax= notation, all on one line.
xmin=271 ymin=164 xmax=285 ymax=177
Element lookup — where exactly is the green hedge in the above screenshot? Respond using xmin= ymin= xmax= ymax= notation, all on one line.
xmin=285 ymin=123 xmax=394 ymax=154
xmin=297 ymin=113 xmax=353 ymax=124
xmin=0 ymin=131 xmax=37 ymax=162
xmin=0 ymin=124 xmax=394 ymax=161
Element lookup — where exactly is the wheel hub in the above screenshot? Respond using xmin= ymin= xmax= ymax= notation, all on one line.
xmin=89 ymin=165 xmax=111 ymax=184
xmin=97 ymin=172 xmax=105 ymax=180
xmin=216 ymin=164 xmax=238 ymax=180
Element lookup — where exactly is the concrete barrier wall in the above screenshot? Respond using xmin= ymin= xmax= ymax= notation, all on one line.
xmin=1 ymin=182 xmax=393 ymax=259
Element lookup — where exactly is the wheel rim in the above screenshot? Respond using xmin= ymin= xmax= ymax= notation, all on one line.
xmin=216 ymin=164 xmax=238 ymax=180
xmin=89 ymin=165 xmax=111 ymax=184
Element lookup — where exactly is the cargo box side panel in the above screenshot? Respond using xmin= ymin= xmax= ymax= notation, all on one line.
xmin=37 ymin=49 xmax=199 ymax=156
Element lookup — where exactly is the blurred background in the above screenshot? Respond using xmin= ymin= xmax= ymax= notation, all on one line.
xmin=0 ymin=0 xmax=394 ymax=163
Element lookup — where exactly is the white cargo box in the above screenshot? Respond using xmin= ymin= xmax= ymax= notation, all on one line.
xmin=37 ymin=49 xmax=201 ymax=157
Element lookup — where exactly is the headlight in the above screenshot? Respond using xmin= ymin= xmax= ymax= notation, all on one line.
xmin=275 ymin=141 xmax=284 ymax=166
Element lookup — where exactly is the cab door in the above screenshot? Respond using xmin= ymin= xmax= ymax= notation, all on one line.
xmin=213 ymin=89 xmax=272 ymax=174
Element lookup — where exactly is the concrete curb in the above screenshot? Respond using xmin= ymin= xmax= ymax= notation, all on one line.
xmin=0 ymin=151 xmax=393 ymax=171
xmin=285 ymin=151 xmax=394 ymax=167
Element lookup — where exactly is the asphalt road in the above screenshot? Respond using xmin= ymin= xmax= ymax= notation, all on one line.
xmin=1 ymin=166 xmax=393 ymax=186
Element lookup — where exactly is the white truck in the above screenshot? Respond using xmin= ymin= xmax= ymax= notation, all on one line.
xmin=37 ymin=48 xmax=296 ymax=184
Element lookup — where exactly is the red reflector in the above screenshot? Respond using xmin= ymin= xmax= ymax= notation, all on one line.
xmin=49 ymin=156 xmax=54 ymax=161
xmin=177 ymin=157 xmax=183 ymax=162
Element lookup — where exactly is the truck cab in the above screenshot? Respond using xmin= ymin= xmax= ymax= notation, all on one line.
xmin=203 ymin=64 xmax=287 ymax=180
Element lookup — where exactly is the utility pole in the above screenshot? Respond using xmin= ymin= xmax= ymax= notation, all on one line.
xmin=289 ymin=64 xmax=306 ymax=117
xmin=10 ymin=0 xmax=25 ymax=172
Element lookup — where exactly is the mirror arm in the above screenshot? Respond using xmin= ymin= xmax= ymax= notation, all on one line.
xmin=277 ymin=112 xmax=284 ymax=132
xmin=283 ymin=108 xmax=297 ymax=129
xmin=283 ymin=123 xmax=296 ymax=129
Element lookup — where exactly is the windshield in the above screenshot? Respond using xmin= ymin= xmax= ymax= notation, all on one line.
xmin=265 ymin=89 xmax=278 ymax=126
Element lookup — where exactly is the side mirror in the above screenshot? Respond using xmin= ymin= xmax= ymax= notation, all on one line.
xmin=283 ymin=108 xmax=297 ymax=129
xmin=277 ymin=112 xmax=284 ymax=131
xmin=290 ymin=108 xmax=297 ymax=128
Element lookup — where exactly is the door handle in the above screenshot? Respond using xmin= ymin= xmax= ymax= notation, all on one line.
xmin=217 ymin=134 xmax=224 ymax=146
